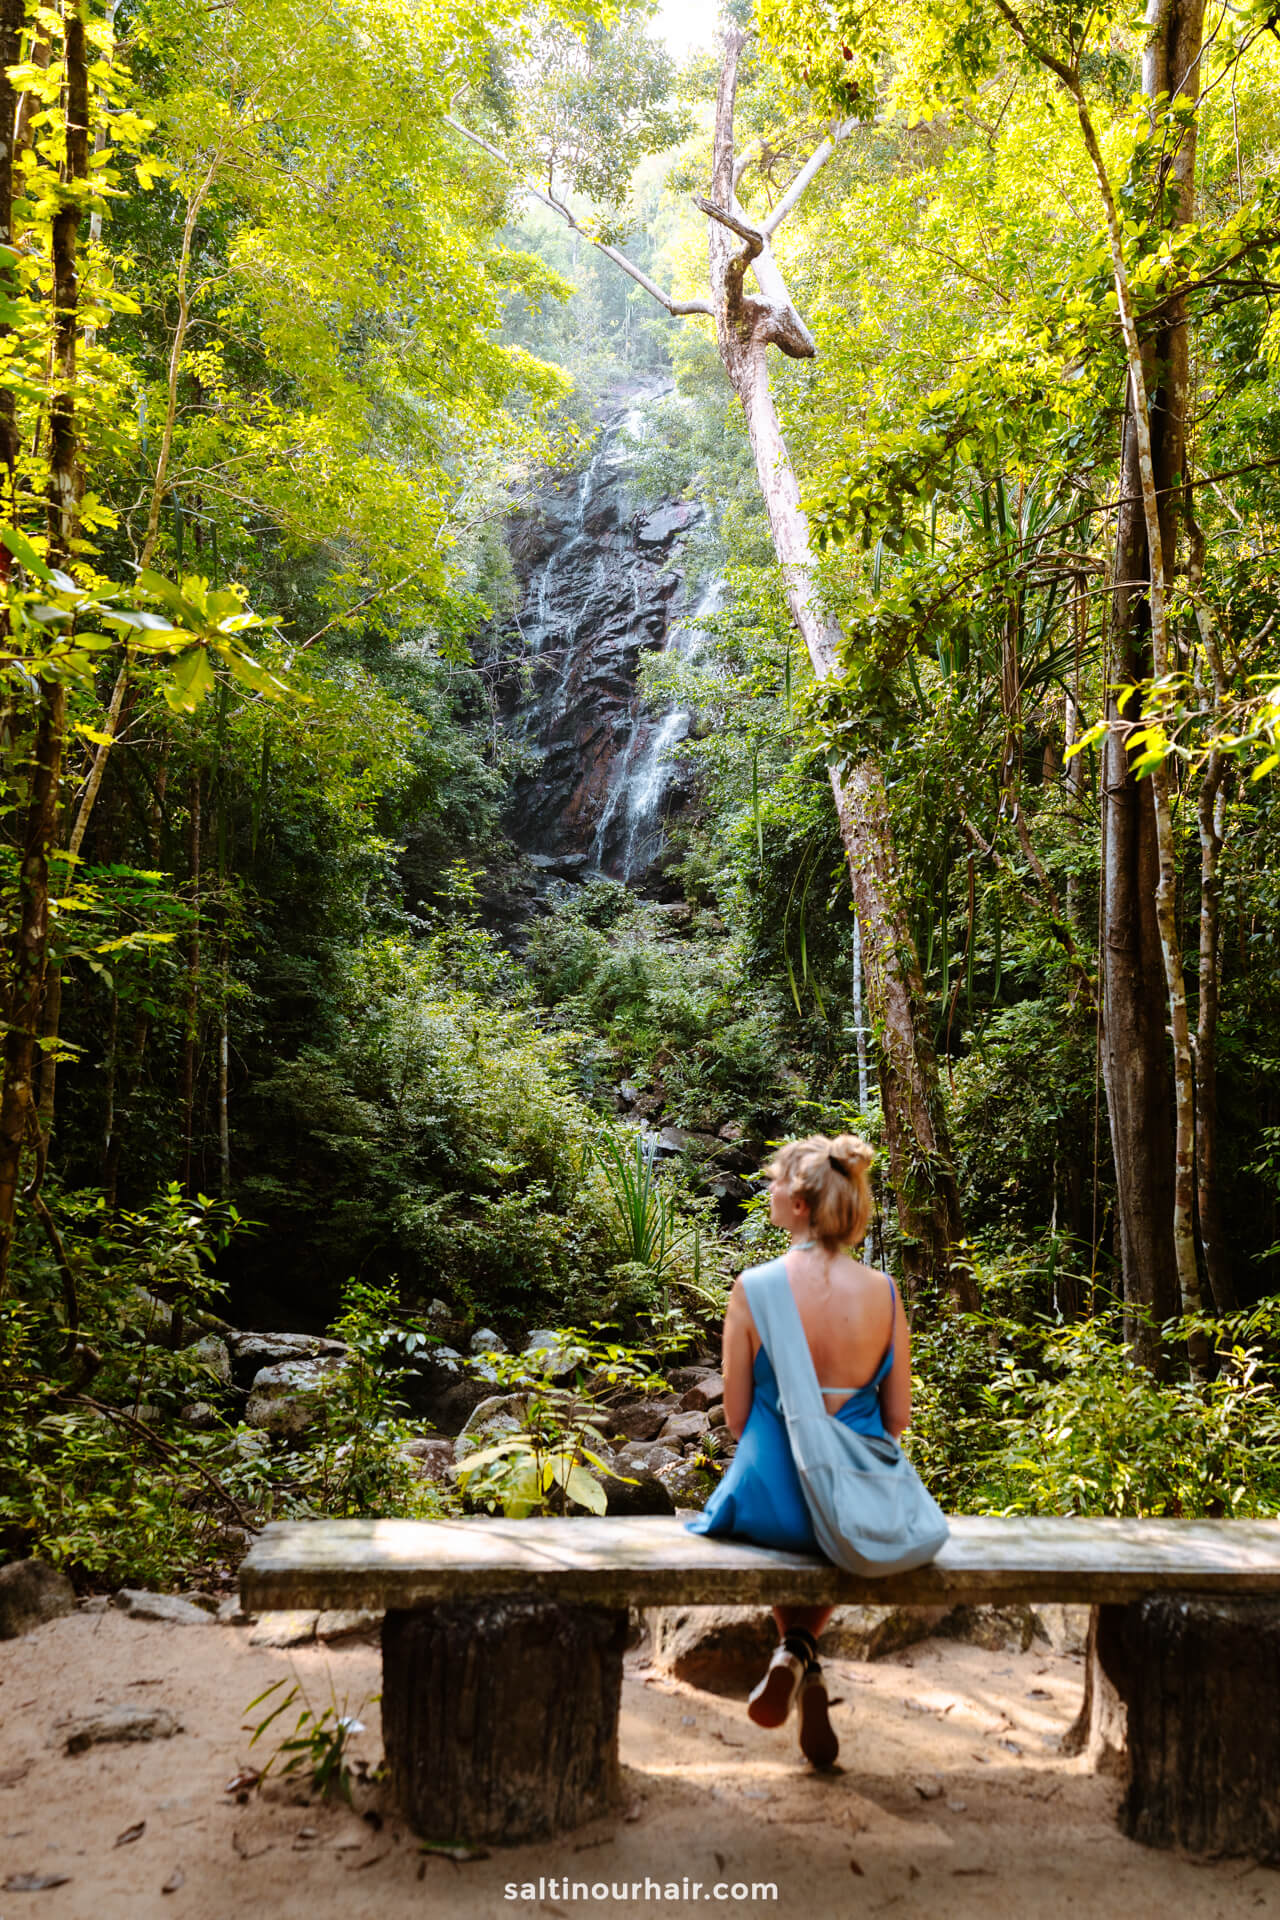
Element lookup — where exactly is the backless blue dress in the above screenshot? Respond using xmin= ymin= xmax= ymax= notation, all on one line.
xmin=686 ymin=1256 xmax=896 ymax=1555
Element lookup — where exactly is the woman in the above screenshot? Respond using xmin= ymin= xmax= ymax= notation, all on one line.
xmin=688 ymin=1133 xmax=910 ymax=1768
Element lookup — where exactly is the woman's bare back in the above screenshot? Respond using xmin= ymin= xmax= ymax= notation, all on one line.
xmin=734 ymin=1246 xmax=911 ymax=1437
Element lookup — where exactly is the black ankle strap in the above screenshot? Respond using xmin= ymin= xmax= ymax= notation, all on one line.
xmin=782 ymin=1627 xmax=819 ymax=1666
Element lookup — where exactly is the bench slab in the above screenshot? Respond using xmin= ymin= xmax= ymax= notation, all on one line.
xmin=239 ymin=1513 xmax=1280 ymax=1613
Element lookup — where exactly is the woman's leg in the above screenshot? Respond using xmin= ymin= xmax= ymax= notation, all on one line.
xmin=773 ymin=1604 xmax=833 ymax=1643
xmin=773 ymin=1605 xmax=839 ymax=1768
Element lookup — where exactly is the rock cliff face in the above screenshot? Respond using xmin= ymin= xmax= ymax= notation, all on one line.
xmin=499 ymin=382 xmax=703 ymax=880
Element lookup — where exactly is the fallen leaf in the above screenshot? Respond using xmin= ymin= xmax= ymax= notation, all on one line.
xmin=162 ymin=1869 xmax=185 ymax=1894
xmin=418 ymin=1841 xmax=489 ymax=1863
xmin=231 ymin=1830 xmax=272 ymax=1861
xmin=711 ymin=1733 xmax=744 ymax=1748
xmin=1027 ymin=1688 xmax=1052 ymax=1700
xmin=295 ymin=1827 xmax=318 ymax=1841
xmin=908 ymin=1865 xmax=921 ymax=1880
xmin=912 ymin=1778 xmax=943 ymax=1800
xmin=351 ymin=1851 xmax=391 ymax=1870
xmin=223 ymin=1768 xmax=260 ymax=1795
xmin=4 ymin=1873 xmax=72 ymax=1892
xmin=624 ymin=1802 xmax=643 ymax=1822
xmin=903 ymin=1698 xmax=931 ymax=1714
xmin=970 ymin=1752 xmax=991 ymax=1765
xmin=997 ymin=1739 xmax=1024 ymax=1756
xmin=115 ymin=1821 xmax=146 ymax=1848
xmin=849 ymin=1857 xmax=865 ymax=1876
xmin=714 ymin=1852 xmax=727 ymax=1873
xmin=333 ymin=1835 xmax=363 ymax=1852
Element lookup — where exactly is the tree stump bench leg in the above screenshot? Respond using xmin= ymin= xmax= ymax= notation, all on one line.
xmin=1066 ymin=1596 xmax=1280 ymax=1860
xmin=381 ymin=1595 xmax=629 ymax=1845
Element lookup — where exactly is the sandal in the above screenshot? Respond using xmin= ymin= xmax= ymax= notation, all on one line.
xmin=797 ymin=1664 xmax=839 ymax=1769
xmin=747 ymin=1644 xmax=806 ymax=1729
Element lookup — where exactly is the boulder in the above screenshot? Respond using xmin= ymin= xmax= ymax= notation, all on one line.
xmin=227 ymin=1331 xmax=346 ymax=1389
xmin=609 ymin=1396 xmax=676 ymax=1443
xmin=61 ymin=1705 xmax=182 ymax=1753
xmin=398 ymin=1436 xmax=455 ymax=1481
xmin=469 ymin=1327 xmax=507 ymax=1356
xmin=615 ymin=1441 xmax=682 ymax=1477
xmin=0 ymin=1558 xmax=75 ymax=1639
xmin=249 ymin=1611 xmax=318 ymax=1648
xmin=454 ymin=1393 xmax=529 ymax=1462
xmin=522 ymin=1331 xmax=590 ymax=1379
xmin=244 ymin=1355 xmax=344 ymax=1435
xmin=657 ymin=1408 xmax=711 ymax=1448
xmin=822 ymin=1604 xmax=955 ymax=1662
xmin=636 ymin=502 xmax=698 ymax=546
xmin=1031 ymin=1602 xmax=1091 ymax=1657
xmin=941 ymin=1604 xmax=1038 ymax=1654
xmin=653 ymin=1458 xmax=714 ymax=1509
xmin=113 ymin=1589 xmax=213 ymax=1627
xmin=180 ymin=1334 xmax=231 ymax=1387
xmin=647 ymin=1605 xmax=775 ymax=1691
xmin=316 ymin=1609 xmax=382 ymax=1641
xmin=666 ymin=1366 xmax=720 ymax=1393
xmin=603 ymin=1469 xmax=675 ymax=1518
xmin=679 ymin=1374 xmax=724 ymax=1411
xmin=180 ymin=1400 xmax=221 ymax=1431
xmin=400 ymin=1352 xmax=498 ymax=1434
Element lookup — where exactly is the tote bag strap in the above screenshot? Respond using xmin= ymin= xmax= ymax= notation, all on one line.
xmin=742 ymin=1261 xmax=827 ymax=1424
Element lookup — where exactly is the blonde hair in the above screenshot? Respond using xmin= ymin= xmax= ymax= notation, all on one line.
xmin=766 ymin=1133 xmax=875 ymax=1253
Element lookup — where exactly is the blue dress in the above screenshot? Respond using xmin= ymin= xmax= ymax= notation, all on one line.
xmin=686 ymin=1260 xmax=896 ymax=1555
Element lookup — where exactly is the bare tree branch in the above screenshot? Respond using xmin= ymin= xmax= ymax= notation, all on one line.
xmin=445 ymin=114 xmax=715 ymax=318
xmin=761 ymin=117 xmax=862 ymax=237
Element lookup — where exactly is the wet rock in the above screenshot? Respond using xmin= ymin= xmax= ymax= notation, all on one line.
xmin=657 ymin=1408 xmax=710 ymax=1448
xmin=636 ymin=502 xmax=698 ymax=545
xmin=244 ymin=1356 xmax=343 ymax=1435
xmin=941 ymin=1604 xmax=1038 ymax=1654
xmin=113 ymin=1589 xmax=213 ymax=1627
xmin=469 ymin=1327 xmax=507 ymax=1356
xmin=61 ymin=1705 xmax=182 ymax=1754
xmin=249 ymin=1611 xmax=318 ymax=1648
xmin=822 ymin=1605 xmax=955 ymax=1662
xmin=1031 ymin=1602 xmax=1091 ymax=1657
xmin=0 ymin=1558 xmax=75 ymax=1639
xmin=679 ymin=1374 xmax=724 ymax=1411
xmin=646 ymin=1606 xmax=775 ymax=1692
xmin=227 ymin=1331 xmax=346 ymax=1390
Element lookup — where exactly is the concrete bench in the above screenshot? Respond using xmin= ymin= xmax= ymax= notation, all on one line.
xmin=239 ymin=1513 xmax=1280 ymax=1857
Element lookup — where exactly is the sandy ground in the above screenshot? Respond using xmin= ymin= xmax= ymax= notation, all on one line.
xmin=1 ymin=1608 xmax=1275 ymax=1920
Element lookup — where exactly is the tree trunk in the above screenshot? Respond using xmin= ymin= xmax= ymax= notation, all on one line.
xmin=704 ymin=35 xmax=972 ymax=1306
xmin=1081 ymin=0 xmax=1207 ymax=1368
xmin=381 ymin=1598 xmax=627 ymax=1843
xmin=179 ymin=773 xmax=201 ymax=1194
xmin=1121 ymin=1595 xmax=1280 ymax=1857
xmin=0 ymin=4 xmax=88 ymax=1285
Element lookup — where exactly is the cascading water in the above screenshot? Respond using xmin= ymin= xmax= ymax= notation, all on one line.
xmin=499 ymin=379 xmax=707 ymax=877
xmin=591 ymin=576 xmax=724 ymax=879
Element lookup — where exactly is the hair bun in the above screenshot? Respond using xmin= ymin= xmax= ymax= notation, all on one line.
xmin=830 ymin=1132 xmax=874 ymax=1171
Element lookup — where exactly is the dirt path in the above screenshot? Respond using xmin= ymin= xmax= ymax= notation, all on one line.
xmin=1 ymin=1609 xmax=1274 ymax=1919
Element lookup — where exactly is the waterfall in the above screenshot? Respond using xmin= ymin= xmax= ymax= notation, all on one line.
xmin=500 ymin=378 xmax=710 ymax=877
xmin=591 ymin=576 xmax=724 ymax=879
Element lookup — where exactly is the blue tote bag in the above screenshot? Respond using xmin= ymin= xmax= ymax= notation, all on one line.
xmin=743 ymin=1264 xmax=949 ymax=1577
